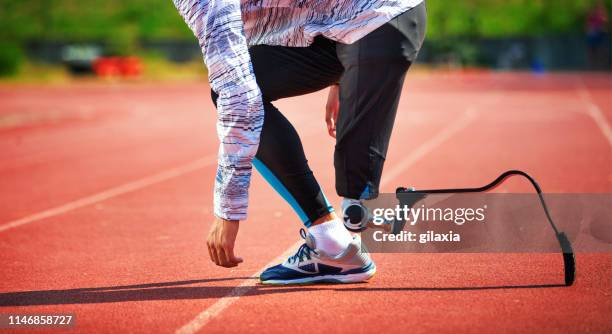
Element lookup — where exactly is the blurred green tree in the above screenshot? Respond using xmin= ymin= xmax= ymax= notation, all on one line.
xmin=1 ymin=0 xmax=609 ymax=45
xmin=426 ymin=0 xmax=610 ymax=39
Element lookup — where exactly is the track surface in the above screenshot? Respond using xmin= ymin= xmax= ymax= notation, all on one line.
xmin=0 ymin=72 xmax=610 ymax=333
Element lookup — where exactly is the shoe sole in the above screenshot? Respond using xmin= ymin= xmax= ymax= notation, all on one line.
xmin=260 ymin=265 xmax=376 ymax=285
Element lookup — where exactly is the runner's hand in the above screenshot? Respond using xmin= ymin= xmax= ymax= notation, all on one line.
xmin=207 ymin=217 xmax=243 ymax=268
xmin=326 ymin=85 xmax=340 ymax=138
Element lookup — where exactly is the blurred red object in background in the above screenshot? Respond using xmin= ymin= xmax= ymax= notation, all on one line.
xmin=93 ymin=56 xmax=142 ymax=78
xmin=119 ymin=57 xmax=143 ymax=77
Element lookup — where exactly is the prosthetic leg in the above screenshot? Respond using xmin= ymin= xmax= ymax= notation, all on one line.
xmin=341 ymin=170 xmax=576 ymax=286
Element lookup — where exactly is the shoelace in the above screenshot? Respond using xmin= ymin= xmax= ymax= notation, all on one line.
xmin=287 ymin=229 xmax=318 ymax=264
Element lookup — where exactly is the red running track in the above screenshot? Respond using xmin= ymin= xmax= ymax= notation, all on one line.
xmin=0 ymin=72 xmax=610 ymax=333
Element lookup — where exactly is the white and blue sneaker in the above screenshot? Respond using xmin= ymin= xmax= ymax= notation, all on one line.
xmin=260 ymin=229 xmax=376 ymax=285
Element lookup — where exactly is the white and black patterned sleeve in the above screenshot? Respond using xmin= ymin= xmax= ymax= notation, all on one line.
xmin=173 ymin=0 xmax=264 ymax=221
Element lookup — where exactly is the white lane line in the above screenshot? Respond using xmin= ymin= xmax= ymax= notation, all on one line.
xmin=576 ymin=82 xmax=612 ymax=148
xmin=584 ymin=103 xmax=612 ymax=147
xmin=175 ymin=241 xmax=302 ymax=334
xmin=0 ymin=155 xmax=217 ymax=233
xmin=381 ymin=108 xmax=478 ymax=185
xmin=0 ymin=115 xmax=326 ymax=234
xmin=176 ymin=108 xmax=478 ymax=334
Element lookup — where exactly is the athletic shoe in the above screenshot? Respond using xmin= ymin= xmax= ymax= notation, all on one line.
xmin=259 ymin=228 xmax=376 ymax=285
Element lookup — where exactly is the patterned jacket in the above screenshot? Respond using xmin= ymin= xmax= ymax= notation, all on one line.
xmin=172 ymin=0 xmax=424 ymax=220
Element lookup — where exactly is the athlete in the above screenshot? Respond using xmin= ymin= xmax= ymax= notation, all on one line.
xmin=173 ymin=0 xmax=426 ymax=284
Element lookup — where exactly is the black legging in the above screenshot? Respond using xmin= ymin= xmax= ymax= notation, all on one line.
xmin=211 ymin=3 xmax=427 ymax=226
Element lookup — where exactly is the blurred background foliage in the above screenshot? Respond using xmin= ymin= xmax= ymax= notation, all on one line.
xmin=0 ymin=1 xmax=191 ymax=45
xmin=0 ymin=0 xmax=610 ymax=78
xmin=427 ymin=0 xmax=609 ymax=38
xmin=1 ymin=0 xmax=609 ymax=43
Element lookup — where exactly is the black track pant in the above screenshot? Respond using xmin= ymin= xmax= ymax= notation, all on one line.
xmin=212 ymin=3 xmax=426 ymax=226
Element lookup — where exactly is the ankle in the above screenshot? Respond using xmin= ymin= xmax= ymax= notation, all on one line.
xmin=310 ymin=211 xmax=339 ymax=227
xmin=307 ymin=215 xmax=352 ymax=256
